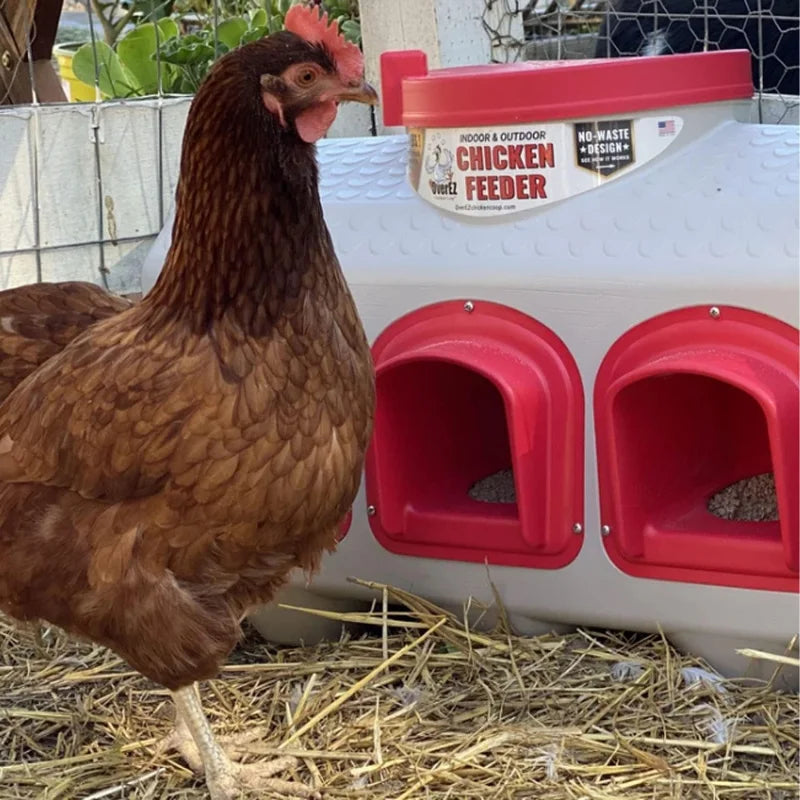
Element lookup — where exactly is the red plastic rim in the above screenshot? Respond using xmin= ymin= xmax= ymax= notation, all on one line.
xmin=380 ymin=49 xmax=754 ymax=127
xmin=594 ymin=305 xmax=799 ymax=593
xmin=365 ymin=299 xmax=584 ymax=569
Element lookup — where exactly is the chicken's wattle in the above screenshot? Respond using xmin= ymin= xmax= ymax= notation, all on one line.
xmin=295 ymin=99 xmax=339 ymax=143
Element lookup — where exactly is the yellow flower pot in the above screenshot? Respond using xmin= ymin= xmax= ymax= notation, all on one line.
xmin=53 ymin=42 xmax=100 ymax=102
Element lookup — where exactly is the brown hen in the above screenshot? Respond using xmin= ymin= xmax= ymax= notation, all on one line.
xmin=0 ymin=5 xmax=376 ymax=799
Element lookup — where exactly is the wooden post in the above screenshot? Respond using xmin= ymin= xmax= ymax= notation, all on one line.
xmin=0 ymin=0 xmax=36 ymax=105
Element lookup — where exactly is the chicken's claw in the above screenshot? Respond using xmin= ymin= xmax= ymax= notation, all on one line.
xmin=155 ymin=723 xmax=273 ymax=771
xmin=216 ymin=724 xmax=271 ymax=760
xmin=209 ymin=756 xmax=322 ymax=800
xmin=153 ymin=721 xmax=204 ymax=773
xmin=156 ymin=729 xmax=322 ymax=800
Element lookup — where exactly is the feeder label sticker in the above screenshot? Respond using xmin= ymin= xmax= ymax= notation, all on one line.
xmin=409 ymin=115 xmax=683 ymax=217
xmin=574 ymin=119 xmax=634 ymax=176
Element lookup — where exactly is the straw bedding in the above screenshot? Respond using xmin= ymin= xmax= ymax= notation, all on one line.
xmin=0 ymin=579 xmax=797 ymax=799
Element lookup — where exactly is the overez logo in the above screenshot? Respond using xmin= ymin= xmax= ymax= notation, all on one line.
xmin=425 ymin=144 xmax=458 ymax=197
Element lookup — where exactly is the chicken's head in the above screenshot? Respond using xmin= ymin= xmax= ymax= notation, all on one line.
xmin=202 ymin=3 xmax=377 ymax=145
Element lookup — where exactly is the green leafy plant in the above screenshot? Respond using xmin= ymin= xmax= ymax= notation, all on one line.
xmin=73 ymin=18 xmax=183 ymax=96
xmin=323 ymin=0 xmax=360 ymax=46
xmin=88 ymin=0 xmax=176 ymax=47
xmin=71 ymin=0 xmax=362 ymax=99
xmin=155 ymin=6 xmax=272 ymax=91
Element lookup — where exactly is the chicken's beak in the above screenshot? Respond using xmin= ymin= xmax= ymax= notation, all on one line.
xmin=335 ymin=80 xmax=379 ymax=106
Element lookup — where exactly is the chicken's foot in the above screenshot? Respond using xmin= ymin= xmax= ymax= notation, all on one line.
xmin=155 ymin=685 xmax=270 ymax=772
xmin=171 ymin=684 xmax=321 ymax=800
xmin=156 ymin=720 xmax=273 ymax=772
xmin=154 ymin=690 xmax=203 ymax=773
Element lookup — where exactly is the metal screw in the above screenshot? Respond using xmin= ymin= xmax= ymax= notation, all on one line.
xmin=572 ymin=523 xmax=583 ymax=535
xmin=1 ymin=51 xmax=10 ymax=69
xmin=463 ymin=300 xmax=474 ymax=313
xmin=601 ymin=524 xmax=612 ymax=537
xmin=366 ymin=504 xmax=376 ymax=516
xmin=709 ymin=306 xmax=721 ymax=319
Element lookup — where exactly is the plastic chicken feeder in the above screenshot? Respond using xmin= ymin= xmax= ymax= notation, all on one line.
xmin=595 ymin=305 xmax=799 ymax=592
xmin=365 ymin=300 xmax=583 ymax=569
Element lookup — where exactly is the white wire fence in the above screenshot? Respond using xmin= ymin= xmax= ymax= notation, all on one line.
xmin=0 ymin=0 xmax=365 ymax=292
xmin=483 ymin=0 xmax=799 ymax=120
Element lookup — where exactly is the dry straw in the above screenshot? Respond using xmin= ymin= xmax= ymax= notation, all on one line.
xmin=0 ymin=578 xmax=797 ymax=799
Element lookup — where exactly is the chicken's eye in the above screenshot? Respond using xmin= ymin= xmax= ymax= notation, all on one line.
xmin=297 ymin=69 xmax=317 ymax=86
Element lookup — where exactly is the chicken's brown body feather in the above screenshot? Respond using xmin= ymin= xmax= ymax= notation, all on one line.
xmin=0 ymin=281 xmax=133 ymax=402
xmin=0 ymin=38 xmax=374 ymax=690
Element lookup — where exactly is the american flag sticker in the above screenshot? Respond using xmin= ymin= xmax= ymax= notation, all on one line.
xmin=658 ymin=119 xmax=676 ymax=136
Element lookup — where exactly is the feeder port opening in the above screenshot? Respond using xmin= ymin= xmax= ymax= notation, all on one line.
xmin=595 ymin=306 xmax=798 ymax=591
xmin=612 ymin=373 xmax=778 ymax=539
xmin=373 ymin=359 xmax=520 ymax=529
xmin=602 ymin=369 xmax=800 ymax=589
xmin=366 ymin=299 xmax=584 ymax=569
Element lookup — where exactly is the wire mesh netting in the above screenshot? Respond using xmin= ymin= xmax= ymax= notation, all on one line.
xmin=483 ymin=0 xmax=799 ymax=119
xmin=0 ymin=0 xmax=363 ymax=291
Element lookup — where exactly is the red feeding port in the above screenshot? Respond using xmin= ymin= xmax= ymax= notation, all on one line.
xmin=365 ymin=300 xmax=584 ymax=569
xmin=595 ymin=306 xmax=799 ymax=592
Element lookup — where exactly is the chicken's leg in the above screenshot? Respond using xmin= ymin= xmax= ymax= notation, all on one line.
xmin=171 ymin=684 xmax=321 ymax=800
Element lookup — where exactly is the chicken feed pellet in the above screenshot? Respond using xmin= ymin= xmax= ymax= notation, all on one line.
xmin=468 ymin=468 xmax=516 ymax=503
xmin=707 ymin=472 xmax=778 ymax=522
xmin=469 ymin=470 xmax=778 ymax=520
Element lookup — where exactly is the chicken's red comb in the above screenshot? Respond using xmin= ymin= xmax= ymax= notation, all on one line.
xmin=284 ymin=3 xmax=363 ymax=85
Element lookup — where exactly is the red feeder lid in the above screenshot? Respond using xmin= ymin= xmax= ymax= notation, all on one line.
xmin=380 ymin=49 xmax=754 ymax=128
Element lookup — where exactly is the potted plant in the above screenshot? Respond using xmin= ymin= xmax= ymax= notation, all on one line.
xmin=60 ymin=0 xmax=360 ymax=100
xmin=71 ymin=17 xmax=183 ymax=98
xmin=53 ymin=40 xmax=98 ymax=101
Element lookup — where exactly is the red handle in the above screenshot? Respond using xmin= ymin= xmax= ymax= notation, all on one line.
xmin=379 ymin=49 xmax=428 ymax=127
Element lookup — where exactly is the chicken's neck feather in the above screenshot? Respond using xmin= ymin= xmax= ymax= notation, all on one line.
xmin=146 ymin=68 xmax=336 ymax=336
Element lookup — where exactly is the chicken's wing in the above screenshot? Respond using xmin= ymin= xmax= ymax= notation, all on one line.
xmin=0 ymin=281 xmax=132 ymax=402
